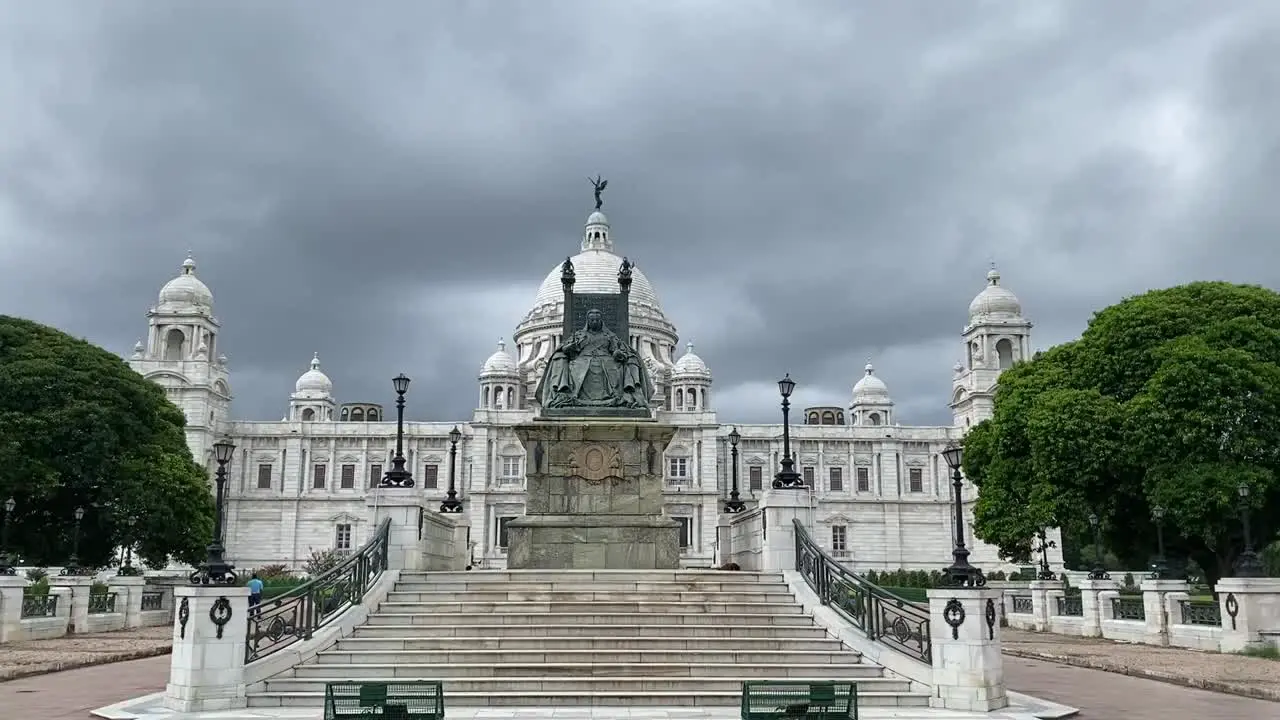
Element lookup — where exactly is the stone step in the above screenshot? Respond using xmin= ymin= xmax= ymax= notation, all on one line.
xmin=263 ymin=675 xmax=915 ymax=695
xmin=392 ymin=581 xmax=793 ymax=593
xmin=313 ymin=650 xmax=867 ymax=666
xmin=398 ymin=571 xmax=785 ymax=584
xmin=248 ymin=688 xmax=931 ymax=708
xmin=383 ymin=590 xmax=799 ymax=604
xmin=364 ymin=612 xmax=814 ymax=627
xmin=352 ymin=624 xmax=831 ymax=639
xmin=295 ymin=661 xmax=879 ymax=680
xmin=371 ymin=601 xmax=803 ymax=615
xmin=334 ymin=636 xmax=846 ymax=651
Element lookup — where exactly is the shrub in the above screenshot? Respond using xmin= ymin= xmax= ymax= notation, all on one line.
xmin=304 ymin=548 xmax=346 ymax=577
xmin=24 ymin=577 xmax=50 ymax=596
xmin=255 ymin=563 xmax=293 ymax=580
xmin=90 ymin=581 xmax=110 ymax=595
xmin=987 ymin=570 xmax=1007 ymax=581
xmin=1121 ymin=572 xmax=1138 ymax=592
xmin=25 ymin=568 xmax=48 ymax=583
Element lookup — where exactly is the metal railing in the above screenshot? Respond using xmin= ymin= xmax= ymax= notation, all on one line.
xmin=793 ymin=518 xmax=931 ymax=664
xmin=1010 ymin=595 xmax=1033 ymax=614
xmin=141 ymin=591 xmax=165 ymax=611
xmin=245 ymin=518 xmax=391 ymax=664
xmin=1179 ymin=600 xmax=1221 ymax=626
xmin=1055 ymin=595 xmax=1083 ymax=617
xmin=21 ymin=594 xmax=57 ymax=619
xmin=1112 ymin=596 xmax=1146 ymax=621
xmin=88 ymin=592 xmax=117 ymax=614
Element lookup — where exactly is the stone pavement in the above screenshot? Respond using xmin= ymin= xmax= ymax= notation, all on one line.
xmin=0 ymin=625 xmax=171 ymax=680
xmin=0 ymin=654 xmax=170 ymax=720
xmin=1002 ymin=628 xmax=1280 ymax=702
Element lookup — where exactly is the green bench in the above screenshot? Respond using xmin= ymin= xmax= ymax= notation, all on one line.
xmin=323 ymin=681 xmax=444 ymax=720
xmin=741 ymin=680 xmax=858 ymax=720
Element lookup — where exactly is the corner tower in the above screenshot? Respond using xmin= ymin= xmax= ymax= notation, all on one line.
xmin=951 ymin=265 xmax=1032 ymax=429
xmin=129 ymin=254 xmax=232 ymax=464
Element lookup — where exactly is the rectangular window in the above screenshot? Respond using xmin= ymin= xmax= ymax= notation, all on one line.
xmin=335 ymin=523 xmax=352 ymax=551
xmin=669 ymin=457 xmax=688 ymax=478
xmin=749 ymin=466 xmax=763 ymax=491
xmin=312 ymin=464 xmax=327 ymax=489
xmin=802 ymin=466 xmax=815 ymax=486
xmin=829 ymin=467 xmax=843 ymax=492
xmin=256 ymin=464 xmax=272 ymax=489
xmin=675 ymin=517 xmax=692 ymax=549
xmin=502 ymin=457 xmax=521 ymax=478
xmin=909 ymin=468 xmax=924 ymax=493
xmin=497 ymin=516 xmax=516 ymax=549
xmin=369 ymin=464 xmax=383 ymax=487
xmin=832 ymin=525 xmax=847 ymax=552
xmin=423 ymin=464 xmax=439 ymax=490
xmin=856 ymin=467 xmax=870 ymax=492
xmin=340 ymin=464 xmax=356 ymax=489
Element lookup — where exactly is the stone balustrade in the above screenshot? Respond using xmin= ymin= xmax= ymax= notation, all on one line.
xmin=0 ymin=574 xmax=175 ymax=643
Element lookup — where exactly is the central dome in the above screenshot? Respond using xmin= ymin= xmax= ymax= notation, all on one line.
xmin=532 ymin=250 xmax=662 ymax=311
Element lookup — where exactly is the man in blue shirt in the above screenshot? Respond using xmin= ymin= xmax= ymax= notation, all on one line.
xmin=247 ymin=573 xmax=264 ymax=613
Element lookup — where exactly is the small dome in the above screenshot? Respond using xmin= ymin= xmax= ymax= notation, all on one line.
xmin=672 ymin=342 xmax=712 ymax=380
xmin=294 ymin=353 xmax=333 ymax=397
xmin=480 ymin=338 xmax=519 ymax=377
xmin=852 ymin=362 xmax=890 ymax=404
xmin=131 ymin=339 xmax=145 ymax=359
xmin=968 ymin=265 xmax=1022 ymax=321
xmin=157 ymin=254 xmax=213 ymax=312
xmin=586 ymin=210 xmax=609 ymax=227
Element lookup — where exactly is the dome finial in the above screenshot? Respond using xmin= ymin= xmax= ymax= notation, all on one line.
xmin=686 ymin=340 xmax=694 ymax=354
xmin=311 ymin=352 xmax=321 ymax=370
xmin=987 ymin=263 xmax=1001 ymax=285
xmin=497 ymin=337 xmax=506 ymax=351
xmin=864 ymin=359 xmax=875 ymax=375
xmin=182 ymin=251 xmax=196 ymax=275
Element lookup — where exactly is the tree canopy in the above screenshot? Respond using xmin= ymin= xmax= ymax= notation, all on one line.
xmin=0 ymin=315 xmax=215 ymax=568
xmin=965 ymin=282 xmax=1280 ymax=584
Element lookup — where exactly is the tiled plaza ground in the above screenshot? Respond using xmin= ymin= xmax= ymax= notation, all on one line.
xmin=0 ymin=625 xmax=172 ymax=680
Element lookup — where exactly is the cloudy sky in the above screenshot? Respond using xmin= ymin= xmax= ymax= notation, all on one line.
xmin=2 ymin=1 xmax=1278 ymax=425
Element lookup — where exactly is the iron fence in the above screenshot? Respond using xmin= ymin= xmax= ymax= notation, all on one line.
xmin=1010 ymin=595 xmax=1033 ymax=614
xmin=1055 ymin=595 xmax=1083 ymax=617
xmin=1178 ymin=600 xmax=1221 ymax=626
xmin=1112 ymin=596 xmax=1146 ymax=621
xmin=88 ymin=592 xmax=117 ymax=614
xmin=141 ymin=591 xmax=165 ymax=611
xmin=21 ymin=594 xmax=57 ymax=618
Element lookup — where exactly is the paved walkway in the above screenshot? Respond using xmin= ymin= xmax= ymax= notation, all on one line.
xmin=0 ymin=626 xmax=172 ymax=681
xmin=1002 ymin=628 xmax=1280 ymax=702
xmin=2 ymin=650 xmax=1279 ymax=719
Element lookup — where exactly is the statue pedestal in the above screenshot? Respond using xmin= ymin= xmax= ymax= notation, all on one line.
xmin=508 ymin=420 xmax=679 ymax=570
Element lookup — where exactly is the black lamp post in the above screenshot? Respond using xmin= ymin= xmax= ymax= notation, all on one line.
xmin=381 ymin=374 xmax=415 ymax=488
xmin=60 ymin=506 xmax=91 ymax=576
xmin=772 ymin=374 xmax=803 ymax=489
xmin=1034 ymin=527 xmax=1057 ymax=580
xmin=1149 ymin=505 xmax=1168 ymax=579
xmin=0 ymin=497 xmax=16 ymax=576
xmin=1234 ymin=482 xmax=1264 ymax=577
xmin=724 ymin=427 xmax=746 ymax=513
xmin=940 ymin=441 xmax=984 ymax=587
xmin=1086 ymin=513 xmax=1110 ymax=580
xmin=191 ymin=439 xmax=237 ymax=584
xmin=118 ymin=515 xmax=141 ymax=577
xmin=440 ymin=426 xmax=464 ymax=513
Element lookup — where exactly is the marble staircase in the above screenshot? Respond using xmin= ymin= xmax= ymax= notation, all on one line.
xmin=247 ymin=569 xmax=930 ymax=708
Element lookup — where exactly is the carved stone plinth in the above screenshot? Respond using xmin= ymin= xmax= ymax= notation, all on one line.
xmin=508 ymin=420 xmax=680 ymax=570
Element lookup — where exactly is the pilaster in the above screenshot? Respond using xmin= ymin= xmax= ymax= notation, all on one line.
xmin=758 ymin=489 xmax=808 ymax=571
xmin=1077 ymin=578 xmax=1118 ymax=637
xmin=0 ymin=576 xmax=25 ymax=643
xmin=1215 ymin=577 xmax=1280 ymax=653
xmin=1026 ymin=580 xmax=1054 ymax=632
xmin=367 ymin=488 xmax=425 ymax=571
xmin=50 ymin=576 xmax=92 ymax=634
xmin=926 ymin=587 xmax=1008 ymax=712
xmin=108 ymin=575 xmax=148 ymax=629
xmin=164 ymin=585 xmax=251 ymax=713
xmin=1140 ymin=578 xmax=1188 ymax=646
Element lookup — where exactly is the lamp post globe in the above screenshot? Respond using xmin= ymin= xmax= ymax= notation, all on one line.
xmin=1234 ymin=481 xmax=1264 ymax=577
xmin=381 ymin=374 xmax=415 ymax=488
xmin=61 ymin=505 xmax=90 ymax=576
xmin=724 ymin=427 xmax=746 ymax=513
xmin=940 ymin=440 xmax=984 ymax=587
xmin=772 ymin=374 xmax=803 ymax=489
xmin=192 ymin=438 xmax=237 ymax=584
xmin=441 ymin=425 xmax=464 ymax=513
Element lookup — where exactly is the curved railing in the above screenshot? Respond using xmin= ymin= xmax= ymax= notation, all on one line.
xmin=245 ymin=517 xmax=391 ymax=663
xmin=793 ymin=518 xmax=932 ymax=664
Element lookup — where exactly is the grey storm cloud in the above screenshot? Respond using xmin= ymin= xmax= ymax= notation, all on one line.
xmin=2 ymin=0 xmax=1279 ymax=424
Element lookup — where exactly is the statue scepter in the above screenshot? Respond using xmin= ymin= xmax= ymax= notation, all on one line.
xmin=589 ymin=175 xmax=608 ymax=210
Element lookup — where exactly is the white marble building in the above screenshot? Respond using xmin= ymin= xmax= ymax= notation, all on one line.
xmin=128 ymin=207 xmax=1060 ymax=573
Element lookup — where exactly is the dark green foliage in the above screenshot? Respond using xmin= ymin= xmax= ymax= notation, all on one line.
xmin=0 ymin=315 xmax=215 ymax=567
xmin=304 ymin=548 xmax=346 ymax=577
xmin=965 ymin=283 xmax=1280 ymax=586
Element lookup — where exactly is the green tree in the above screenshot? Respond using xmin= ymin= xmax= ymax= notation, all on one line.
xmin=0 ymin=315 xmax=215 ymax=568
xmin=966 ymin=282 xmax=1280 ymax=585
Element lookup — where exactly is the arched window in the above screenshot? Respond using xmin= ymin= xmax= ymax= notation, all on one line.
xmin=675 ymin=389 xmax=684 ymax=409
xmin=822 ymin=411 xmax=835 ymax=425
xmin=494 ymin=388 xmax=504 ymax=409
xmin=996 ymin=339 xmax=1014 ymax=369
xmin=163 ymin=328 xmax=186 ymax=361
xmin=868 ymin=412 xmax=881 ymax=426
xmin=302 ymin=408 xmax=316 ymax=422
xmin=368 ymin=409 xmax=379 ymax=421
xmin=836 ymin=412 xmax=845 ymax=425
xmin=808 ymin=412 xmax=819 ymax=425
xmin=507 ymin=387 xmax=515 ymax=409
xmin=351 ymin=408 xmax=364 ymax=421
xmin=688 ymin=388 xmax=698 ymax=410
xmin=340 ymin=408 xmax=350 ymax=421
